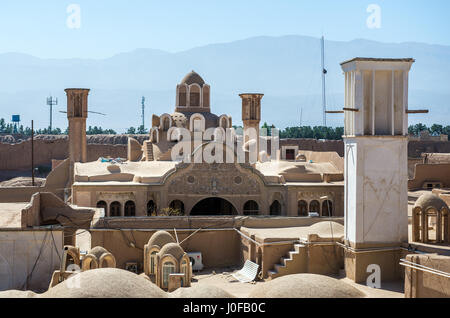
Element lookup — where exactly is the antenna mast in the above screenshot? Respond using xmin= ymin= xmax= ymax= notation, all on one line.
xmin=46 ymin=96 xmax=58 ymax=132
xmin=300 ymin=107 xmax=303 ymax=127
xmin=141 ymin=96 xmax=146 ymax=129
xmin=321 ymin=36 xmax=327 ymax=127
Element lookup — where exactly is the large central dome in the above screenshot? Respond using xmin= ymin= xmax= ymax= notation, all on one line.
xmin=181 ymin=71 xmax=205 ymax=87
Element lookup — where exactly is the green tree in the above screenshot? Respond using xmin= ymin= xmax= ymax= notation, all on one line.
xmin=137 ymin=125 xmax=148 ymax=134
xmin=126 ymin=127 xmax=136 ymax=134
xmin=430 ymin=124 xmax=443 ymax=136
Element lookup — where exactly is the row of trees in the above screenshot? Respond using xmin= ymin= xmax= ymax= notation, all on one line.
xmin=2 ymin=118 xmax=449 ymax=140
xmin=125 ymin=125 xmax=148 ymax=134
xmin=0 ymin=118 xmax=118 ymax=136
xmin=408 ymin=123 xmax=450 ymax=137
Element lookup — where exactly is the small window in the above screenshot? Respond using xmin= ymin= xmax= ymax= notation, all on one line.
xmin=162 ymin=261 xmax=176 ymax=288
xmin=150 ymin=251 xmax=157 ymax=274
xmin=270 ymin=200 xmax=281 ymax=216
xmin=96 ymin=201 xmax=107 ymax=212
xmin=181 ymin=260 xmax=188 ymax=287
xmin=147 ymin=200 xmax=157 ymax=216
xmin=125 ymin=201 xmax=136 ymax=217
xmin=309 ymin=200 xmax=320 ymax=213
xmin=286 ymin=149 xmax=296 ymax=160
xmin=322 ymin=200 xmax=333 ymax=217
xmin=169 ymin=200 xmax=185 ymax=215
xmin=298 ymin=200 xmax=308 ymax=217
xmin=110 ymin=202 xmax=121 ymax=217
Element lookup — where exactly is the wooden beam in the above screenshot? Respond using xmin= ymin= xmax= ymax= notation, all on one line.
xmin=343 ymin=108 xmax=360 ymax=112
xmin=406 ymin=110 xmax=429 ymax=114
xmin=325 ymin=110 xmax=344 ymax=114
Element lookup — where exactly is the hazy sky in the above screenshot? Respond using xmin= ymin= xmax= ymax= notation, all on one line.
xmin=0 ymin=0 xmax=448 ymax=58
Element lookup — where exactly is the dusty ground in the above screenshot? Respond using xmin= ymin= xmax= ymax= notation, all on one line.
xmin=190 ymin=267 xmax=404 ymax=298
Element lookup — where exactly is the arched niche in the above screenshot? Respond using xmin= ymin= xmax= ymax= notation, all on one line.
xmin=177 ymin=84 xmax=188 ymax=107
xmin=160 ymin=113 xmax=172 ymax=131
xmin=219 ymin=115 xmax=230 ymax=129
xmin=298 ymin=200 xmax=308 ymax=216
xmin=202 ymin=85 xmax=210 ymax=108
xmin=189 ymin=113 xmax=206 ymax=132
xmin=189 ymin=84 xmax=201 ymax=107
xmin=150 ymin=127 xmax=160 ymax=143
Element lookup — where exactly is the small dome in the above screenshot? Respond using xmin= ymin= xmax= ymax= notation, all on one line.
xmin=41 ymin=268 xmax=167 ymax=298
xmin=414 ymin=193 xmax=448 ymax=211
xmin=158 ymin=243 xmax=185 ymax=260
xmin=181 ymin=71 xmax=205 ymax=87
xmin=148 ymin=231 xmax=175 ymax=248
xmin=171 ymin=284 xmax=235 ymax=298
xmin=248 ymin=274 xmax=365 ymax=298
xmin=88 ymin=246 xmax=110 ymax=260
xmin=171 ymin=112 xmax=188 ymax=128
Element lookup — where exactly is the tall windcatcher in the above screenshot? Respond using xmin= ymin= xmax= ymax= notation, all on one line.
xmin=65 ymin=88 xmax=90 ymax=168
xmin=240 ymin=93 xmax=264 ymax=157
xmin=340 ymin=58 xmax=414 ymax=283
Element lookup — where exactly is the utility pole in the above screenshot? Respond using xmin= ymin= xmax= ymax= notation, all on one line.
xmin=31 ymin=120 xmax=34 ymax=186
xmin=141 ymin=96 xmax=146 ymax=129
xmin=47 ymin=96 xmax=58 ymax=132
xmin=321 ymin=36 xmax=327 ymax=127
xmin=300 ymin=107 xmax=303 ymax=127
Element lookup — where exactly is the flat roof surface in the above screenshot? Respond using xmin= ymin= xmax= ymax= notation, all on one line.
xmin=340 ymin=57 xmax=415 ymax=65
xmin=241 ymin=221 xmax=344 ymax=243
xmin=0 ymin=202 xmax=28 ymax=228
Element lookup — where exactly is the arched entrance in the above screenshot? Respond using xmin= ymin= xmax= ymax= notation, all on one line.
xmin=190 ymin=198 xmax=238 ymax=216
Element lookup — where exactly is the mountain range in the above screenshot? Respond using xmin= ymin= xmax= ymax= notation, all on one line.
xmin=0 ymin=35 xmax=449 ymax=131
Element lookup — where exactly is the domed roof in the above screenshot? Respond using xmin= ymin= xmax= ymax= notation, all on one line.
xmin=88 ymin=246 xmax=110 ymax=260
xmin=170 ymin=284 xmax=235 ymax=298
xmin=171 ymin=112 xmax=188 ymax=128
xmin=41 ymin=268 xmax=167 ymax=298
xmin=181 ymin=71 xmax=205 ymax=86
xmin=148 ymin=231 xmax=175 ymax=248
xmin=158 ymin=243 xmax=185 ymax=260
xmin=248 ymin=274 xmax=365 ymax=298
xmin=414 ymin=193 xmax=449 ymax=211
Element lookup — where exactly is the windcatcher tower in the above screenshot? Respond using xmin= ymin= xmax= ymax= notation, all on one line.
xmin=240 ymin=93 xmax=264 ymax=156
xmin=340 ymin=58 xmax=414 ymax=283
xmin=65 ymin=89 xmax=90 ymax=184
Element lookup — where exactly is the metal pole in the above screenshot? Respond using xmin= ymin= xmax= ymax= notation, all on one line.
xmin=50 ymin=104 xmax=52 ymax=132
xmin=31 ymin=120 xmax=35 ymax=186
xmin=321 ymin=36 xmax=327 ymax=127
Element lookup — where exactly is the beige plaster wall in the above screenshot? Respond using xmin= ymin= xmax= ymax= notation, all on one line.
xmin=0 ymin=158 xmax=70 ymax=203
xmin=0 ymin=229 xmax=63 ymax=292
xmin=90 ymin=229 xmax=241 ymax=270
xmin=408 ymin=164 xmax=450 ymax=190
xmin=0 ymin=139 xmax=126 ymax=171
xmin=404 ymin=253 xmax=450 ymax=298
